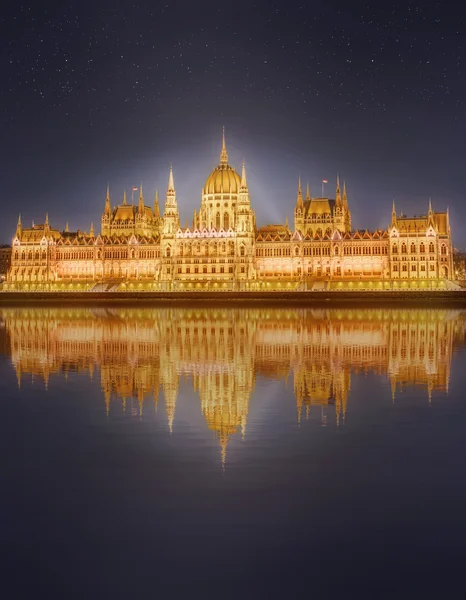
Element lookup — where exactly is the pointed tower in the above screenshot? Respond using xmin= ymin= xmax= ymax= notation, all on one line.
xmin=306 ymin=182 xmax=311 ymax=202
xmin=153 ymin=189 xmax=160 ymax=220
xmin=163 ymin=164 xmax=180 ymax=236
xmin=44 ymin=213 xmax=50 ymax=234
xmin=105 ymin=184 xmax=111 ymax=214
xmin=65 ymin=222 xmax=69 ymax=233
xmin=101 ymin=184 xmax=111 ymax=236
xmin=342 ymin=181 xmax=351 ymax=232
xmin=123 ymin=190 xmax=127 ymax=205
xmin=138 ymin=183 xmax=144 ymax=214
xmin=294 ymin=176 xmax=304 ymax=232
xmin=335 ymin=174 xmax=341 ymax=207
xmin=15 ymin=214 xmax=22 ymax=239
xmin=90 ymin=222 xmax=94 ymax=237
xmin=220 ymin=126 xmax=228 ymax=164
xmin=428 ymin=197 xmax=435 ymax=227
xmin=391 ymin=199 xmax=397 ymax=227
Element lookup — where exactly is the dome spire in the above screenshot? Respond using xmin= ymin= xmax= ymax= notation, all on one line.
xmin=220 ymin=127 xmax=228 ymax=164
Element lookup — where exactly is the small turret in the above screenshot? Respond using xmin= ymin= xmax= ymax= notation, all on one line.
xmin=90 ymin=222 xmax=94 ymax=237
xmin=123 ymin=190 xmax=127 ymax=205
xmin=306 ymin=183 xmax=311 ymax=202
xmin=392 ymin=199 xmax=397 ymax=227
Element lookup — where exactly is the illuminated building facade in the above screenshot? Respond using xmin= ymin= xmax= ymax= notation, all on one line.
xmin=5 ymin=132 xmax=454 ymax=290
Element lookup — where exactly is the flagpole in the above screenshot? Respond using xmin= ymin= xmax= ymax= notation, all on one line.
xmin=322 ymin=181 xmax=324 ymax=197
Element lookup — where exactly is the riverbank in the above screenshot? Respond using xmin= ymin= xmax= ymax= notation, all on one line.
xmin=1 ymin=290 xmax=466 ymax=307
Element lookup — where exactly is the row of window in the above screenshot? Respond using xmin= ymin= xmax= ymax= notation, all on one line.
xmin=392 ymin=242 xmax=447 ymax=255
xmin=173 ymin=265 xmax=236 ymax=274
xmin=392 ymin=264 xmax=435 ymax=272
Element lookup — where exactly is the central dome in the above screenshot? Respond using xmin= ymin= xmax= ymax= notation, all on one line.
xmin=203 ymin=128 xmax=241 ymax=195
xmin=204 ymin=163 xmax=241 ymax=195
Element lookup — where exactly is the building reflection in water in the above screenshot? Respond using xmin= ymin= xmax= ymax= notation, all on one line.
xmin=2 ymin=307 xmax=463 ymax=463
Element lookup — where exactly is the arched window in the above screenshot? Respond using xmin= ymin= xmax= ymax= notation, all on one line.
xmin=295 ymin=246 xmax=299 ymax=256
xmin=429 ymin=242 xmax=435 ymax=253
xmin=441 ymin=244 xmax=447 ymax=255
xmin=166 ymin=247 xmax=171 ymax=258
xmin=216 ymin=213 xmax=221 ymax=229
xmin=240 ymin=246 xmax=245 ymax=257
xmin=401 ymin=243 xmax=407 ymax=254
xmin=131 ymin=249 xmax=135 ymax=259
xmin=392 ymin=244 xmax=398 ymax=254
xmin=420 ymin=243 xmax=425 ymax=253
xmin=224 ymin=212 xmax=230 ymax=230
xmin=410 ymin=243 xmax=416 ymax=253
xmin=334 ymin=246 xmax=339 ymax=255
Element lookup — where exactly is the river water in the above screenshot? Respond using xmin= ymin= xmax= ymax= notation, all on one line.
xmin=1 ymin=306 xmax=466 ymax=598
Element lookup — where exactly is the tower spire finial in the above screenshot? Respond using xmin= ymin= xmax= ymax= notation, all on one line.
xmin=168 ymin=164 xmax=175 ymax=191
xmin=123 ymin=190 xmax=127 ymax=205
xmin=296 ymin=176 xmax=304 ymax=210
xmin=220 ymin=127 xmax=228 ymax=164
xmin=342 ymin=181 xmax=348 ymax=210
xmin=336 ymin=174 xmax=342 ymax=207
xmin=138 ymin=182 xmax=144 ymax=213
xmin=241 ymin=160 xmax=247 ymax=188
xmin=154 ymin=189 xmax=160 ymax=219
xmin=306 ymin=182 xmax=310 ymax=201
xmin=428 ymin=197 xmax=433 ymax=214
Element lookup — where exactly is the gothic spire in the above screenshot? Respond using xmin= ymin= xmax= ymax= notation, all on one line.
xmin=241 ymin=160 xmax=247 ymax=188
xmin=104 ymin=184 xmax=111 ymax=215
xmin=336 ymin=174 xmax=341 ymax=207
xmin=123 ymin=190 xmax=127 ymax=205
xmin=153 ymin=189 xmax=160 ymax=219
xmin=90 ymin=222 xmax=94 ymax=237
xmin=168 ymin=164 xmax=175 ymax=192
xmin=392 ymin=199 xmax=397 ymax=226
xmin=428 ymin=197 xmax=433 ymax=215
xmin=65 ymin=222 xmax=69 ymax=233
xmin=16 ymin=214 xmax=22 ymax=237
xmin=296 ymin=176 xmax=304 ymax=210
xmin=138 ymin=183 xmax=144 ymax=213
xmin=342 ymin=181 xmax=348 ymax=210
xmin=220 ymin=127 xmax=228 ymax=164
xmin=306 ymin=182 xmax=310 ymax=201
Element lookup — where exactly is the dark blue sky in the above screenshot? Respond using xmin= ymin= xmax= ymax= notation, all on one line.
xmin=1 ymin=0 xmax=465 ymax=244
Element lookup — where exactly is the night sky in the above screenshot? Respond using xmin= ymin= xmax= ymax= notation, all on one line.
xmin=1 ymin=1 xmax=465 ymax=245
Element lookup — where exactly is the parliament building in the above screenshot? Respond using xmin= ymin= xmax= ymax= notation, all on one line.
xmin=5 ymin=132 xmax=454 ymax=291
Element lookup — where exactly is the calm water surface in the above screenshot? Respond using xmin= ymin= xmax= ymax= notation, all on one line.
xmin=1 ymin=307 xmax=466 ymax=598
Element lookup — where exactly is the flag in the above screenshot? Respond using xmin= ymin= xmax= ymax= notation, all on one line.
xmin=322 ymin=179 xmax=328 ymax=184
xmin=132 ymin=186 xmax=139 ymax=191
